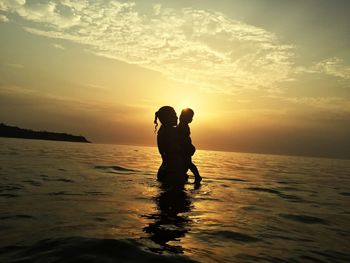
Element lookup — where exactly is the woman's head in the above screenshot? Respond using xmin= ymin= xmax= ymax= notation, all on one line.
xmin=154 ymin=106 xmax=177 ymax=131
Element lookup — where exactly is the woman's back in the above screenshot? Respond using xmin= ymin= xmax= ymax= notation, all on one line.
xmin=157 ymin=126 xmax=178 ymax=158
xmin=157 ymin=125 xmax=187 ymax=183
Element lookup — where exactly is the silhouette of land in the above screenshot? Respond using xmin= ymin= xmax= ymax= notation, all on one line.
xmin=0 ymin=123 xmax=90 ymax=143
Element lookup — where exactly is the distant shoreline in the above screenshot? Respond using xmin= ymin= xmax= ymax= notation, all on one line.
xmin=0 ymin=123 xmax=91 ymax=143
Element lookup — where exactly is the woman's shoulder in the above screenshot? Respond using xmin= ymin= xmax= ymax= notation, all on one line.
xmin=158 ymin=126 xmax=177 ymax=137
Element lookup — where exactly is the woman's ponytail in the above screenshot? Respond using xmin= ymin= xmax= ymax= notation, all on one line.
xmin=154 ymin=106 xmax=175 ymax=133
xmin=154 ymin=111 xmax=159 ymax=133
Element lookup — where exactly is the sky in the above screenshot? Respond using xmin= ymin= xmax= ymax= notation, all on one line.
xmin=0 ymin=0 xmax=350 ymax=159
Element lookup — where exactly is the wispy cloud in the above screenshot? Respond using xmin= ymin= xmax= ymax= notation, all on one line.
xmin=8 ymin=63 xmax=24 ymax=69
xmin=286 ymin=96 xmax=350 ymax=111
xmin=296 ymin=57 xmax=350 ymax=80
xmin=0 ymin=0 xmax=295 ymax=94
xmin=0 ymin=85 xmax=36 ymax=95
xmin=0 ymin=0 xmax=81 ymax=28
xmin=0 ymin=83 xmax=153 ymax=121
xmin=82 ymin=83 xmax=107 ymax=90
xmin=52 ymin=43 xmax=65 ymax=50
xmin=0 ymin=14 xmax=8 ymax=22
xmin=312 ymin=58 xmax=350 ymax=79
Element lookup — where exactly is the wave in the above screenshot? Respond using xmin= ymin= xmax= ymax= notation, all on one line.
xmin=0 ymin=236 xmax=197 ymax=263
xmin=0 ymin=184 xmax=23 ymax=192
xmin=199 ymin=230 xmax=260 ymax=243
xmin=235 ymin=250 xmax=350 ymax=263
xmin=247 ymin=187 xmax=304 ymax=202
xmin=46 ymin=191 xmax=109 ymax=196
xmin=94 ymin=165 xmax=139 ymax=174
xmin=0 ymin=214 xmax=35 ymax=220
xmin=279 ymin=214 xmax=329 ymax=225
xmin=0 ymin=193 xmax=19 ymax=198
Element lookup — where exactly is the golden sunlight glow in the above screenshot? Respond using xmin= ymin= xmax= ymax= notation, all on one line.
xmin=1 ymin=0 xmax=349 ymax=158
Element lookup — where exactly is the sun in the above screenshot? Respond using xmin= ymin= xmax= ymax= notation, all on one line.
xmin=175 ymin=99 xmax=195 ymax=114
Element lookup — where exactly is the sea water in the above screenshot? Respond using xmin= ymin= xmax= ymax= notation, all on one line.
xmin=0 ymin=137 xmax=349 ymax=262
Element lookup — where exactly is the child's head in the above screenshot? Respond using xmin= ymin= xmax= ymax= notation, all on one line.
xmin=180 ymin=108 xmax=194 ymax=124
xmin=154 ymin=106 xmax=178 ymax=131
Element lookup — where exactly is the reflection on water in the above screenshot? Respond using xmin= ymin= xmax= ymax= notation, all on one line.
xmin=143 ymin=184 xmax=195 ymax=254
xmin=1 ymin=138 xmax=350 ymax=262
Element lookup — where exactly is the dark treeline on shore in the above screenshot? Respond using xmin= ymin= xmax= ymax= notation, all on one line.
xmin=0 ymin=123 xmax=90 ymax=143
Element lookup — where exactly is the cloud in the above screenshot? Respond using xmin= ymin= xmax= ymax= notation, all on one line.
xmin=313 ymin=58 xmax=350 ymax=79
xmin=284 ymin=96 xmax=350 ymax=115
xmin=0 ymin=14 xmax=8 ymax=22
xmin=0 ymin=85 xmax=35 ymax=95
xmin=0 ymin=0 xmax=25 ymax=11
xmin=153 ymin=4 xmax=161 ymax=16
xmin=81 ymin=83 xmax=107 ymax=90
xmin=0 ymin=0 xmax=295 ymax=94
xmin=52 ymin=43 xmax=65 ymax=50
xmin=8 ymin=63 xmax=25 ymax=68
xmin=296 ymin=57 xmax=350 ymax=80
xmin=0 ymin=0 xmax=81 ymax=28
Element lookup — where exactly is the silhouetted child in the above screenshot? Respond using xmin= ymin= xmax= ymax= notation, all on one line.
xmin=177 ymin=108 xmax=202 ymax=184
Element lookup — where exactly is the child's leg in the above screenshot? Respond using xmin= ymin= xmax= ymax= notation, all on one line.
xmin=188 ymin=162 xmax=202 ymax=182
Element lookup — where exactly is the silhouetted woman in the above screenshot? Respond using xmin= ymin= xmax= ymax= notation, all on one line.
xmin=154 ymin=106 xmax=187 ymax=185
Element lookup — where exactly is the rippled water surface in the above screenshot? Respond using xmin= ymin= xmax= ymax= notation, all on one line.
xmin=0 ymin=137 xmax=350 ymax=262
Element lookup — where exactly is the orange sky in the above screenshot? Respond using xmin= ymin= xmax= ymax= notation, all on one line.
xmin=1 ymin=0 xmax=350 ymax=159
